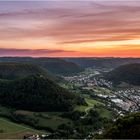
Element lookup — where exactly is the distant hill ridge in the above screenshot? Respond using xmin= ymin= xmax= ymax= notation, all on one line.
xmin=0 ymin=57 xmax=83 ymax=75
xmin=0 ymin=62 xmax=55 ymax=80
xmin=64 ymin=58 xmax=140 ymax=68
xmin=105 ymin=63 xmax=140 ymax=85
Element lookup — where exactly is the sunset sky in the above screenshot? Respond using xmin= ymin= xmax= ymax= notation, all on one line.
xmin=0 ymin=0 xmax=140 ymax=57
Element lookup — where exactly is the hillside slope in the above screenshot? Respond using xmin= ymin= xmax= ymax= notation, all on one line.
xmin=100 ymin=113 xmax=140 ymax=139
xmin=0 ymin=75 xmax=84 ymax=111
xmin=0 ymin=62 xmax=55 ymax=80
xmin=105 ymin=63 xmax=140 ymax=85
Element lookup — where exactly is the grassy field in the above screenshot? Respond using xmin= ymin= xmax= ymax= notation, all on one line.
xmin=95 ymin=106 xmax=113 ymax=119
xmin=15 ymin=111 xmax=73 ymax=130
xmin=0 ymin=117 xmax=43 ymax=139
xmin=59 ymin=83 xmax=74 ymax=89
xmin=0 ymin=118 xmax=25 ymax=133
xmin=36 ymin=113 xmax=72 ymax=129
xmin=86 ymin=98 xmax=103 ymax=106
xmin=0 ymin=104 xmax=73 ymax=133
xmin=75 ymin=98 xmax=103 ymax=112
xmin=75 ymin=97 xmax=113 ymax=120
xmin=92 ymin=87 xmax=113 ymax=95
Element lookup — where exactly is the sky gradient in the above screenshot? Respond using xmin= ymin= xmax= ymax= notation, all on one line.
xmin=0 ymin=1 xmax=140 ymax=57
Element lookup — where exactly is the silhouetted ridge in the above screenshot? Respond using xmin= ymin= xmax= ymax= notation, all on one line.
xmin=105 ymin=63 xmax=140 ymax=85
xmin=0 ymin=62 xmax=54 ymax=80
xmin=0 ymin=57 xmax=83 ymax=75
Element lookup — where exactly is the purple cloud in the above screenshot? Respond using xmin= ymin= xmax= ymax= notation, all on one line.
xmin=0 ymin=48 xmax=76 ymax=57
xmin=0 ymin=1 xmax=140 ymax=43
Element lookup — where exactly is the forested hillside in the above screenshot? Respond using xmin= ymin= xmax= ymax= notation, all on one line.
xmin=0 ymin=75 xmax=85 ymax=111
xmin=99 ymin=112 xmax=140 ymax=139
xmin=105 ymin=63 xmax=140 ymax=85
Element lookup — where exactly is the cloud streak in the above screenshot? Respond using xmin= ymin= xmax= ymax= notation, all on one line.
xmin=0 ymin=48 xmax=76 ymax=57
xmin=0 ymin=1 xmax=140 ymax=42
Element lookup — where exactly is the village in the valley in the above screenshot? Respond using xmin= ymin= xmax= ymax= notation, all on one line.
xmin=64 ymin=68 xmax=140 ymax=114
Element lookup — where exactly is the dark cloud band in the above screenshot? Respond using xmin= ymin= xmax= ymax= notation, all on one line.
xmin=0 ymin=48 xmax=76 ymax=56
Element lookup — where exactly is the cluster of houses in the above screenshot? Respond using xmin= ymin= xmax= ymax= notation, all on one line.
xmin=64 ymin=74 xmax=112 ymax=89
xmin=23 ymin=134 xmax=45 ymax=139
xmin=23 ymin=133 xmax=53 ymax=139
xmin=96 ymin=88 xmax=140 ymax=112
xmin=114 ymin=88 xmax=140 ymax=112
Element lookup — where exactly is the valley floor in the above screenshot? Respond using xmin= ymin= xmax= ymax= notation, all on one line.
xmin=0 ymin=67 xmax=139 ymax=139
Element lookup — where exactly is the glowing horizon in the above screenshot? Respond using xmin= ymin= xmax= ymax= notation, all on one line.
xmin=0 ymin=1 xmax=140 ymax=57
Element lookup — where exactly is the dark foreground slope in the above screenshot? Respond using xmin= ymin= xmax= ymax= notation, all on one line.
xmin=99 ymin=113 xmax=140 ymax=139
xmin=105 ymin=63 xmax=140 ymax=85
xmin=0 ymin=75 xmax=84 ymax=112
xmin=0 ymin=62 xmax=55 ymax=80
